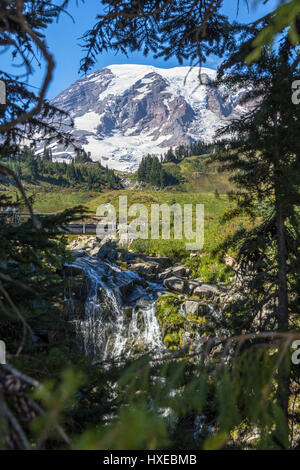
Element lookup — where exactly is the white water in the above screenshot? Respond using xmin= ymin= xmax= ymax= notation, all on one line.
xmin=69 ymin=256 xmax=165 ymax=361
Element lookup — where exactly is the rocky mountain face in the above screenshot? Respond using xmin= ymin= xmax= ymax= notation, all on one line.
xmin=44 ymin=64 xmax=250 ymax=172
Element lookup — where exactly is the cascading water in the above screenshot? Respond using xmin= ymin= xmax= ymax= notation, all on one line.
xmin=68 ymin=256 xmax=165 ymax=361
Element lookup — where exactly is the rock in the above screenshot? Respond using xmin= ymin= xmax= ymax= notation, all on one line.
xmin=224 ymin=254 xmax=237 ymax=270
xmin=193 ymin=284 xmax=220 ymax=301
xmin=129 ymin=262 xmax=160 ymax=276
xmin=68 ymin=236 xmax=98 ymax=252
xmin=185 ymin=300 xmax=201 ymax=316
xmin=180 ymin=331 xmax=193 ymax=347
xmin=186 ymin=280 xmax=201 ymax=295
xmin=6 ymin=261 xmax=19 ymax=269
xmin=69 ymin=299 xmax=86 ymax=318
xmin=158 ymin=265 xmax=188 ymax=281
xmin=136 ymin=298 xmax=151 ymax=309
xmin=171 ymin=265 xmax=187 ymax=277
xmin=99 ymin=234 xmax=117 ymax=246
xmin=163 ymin=276 xmax=188 ymax=294
xmin=119 ymin=281 xmax=135 ymax=299
xmin=119 ymin=232 xmax=137 ymax=248
xmin=97 ymin=242 xmax=118 ymax=261
xmin=89 ymin=246 xmax=100 ymax=257
xmin=158 ymin=270 xmax=173 ymax=281
xmin=123 ymin=306 xmax=133 ymax=321
xmin=140 ymin=256 xmax=172 ymax=269
xmin=63 ymin=265 xmax=83 ymax=277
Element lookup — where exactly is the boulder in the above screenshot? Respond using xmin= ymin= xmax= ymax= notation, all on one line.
xmin=171 ymin=265 xmax=187 ymax=277
xmin=158 ymin=265 xmax=188 ymax=281
xmin=193 ymin=284 xmax=220 ymax=301
xmin=185 ymin=300 xmax=201 ymax=316
xmin=185 ymin=300 xmax=211 ymax=317
xmin=89 ymin=246 xmax=100 ymax=257
xmin=123 ymin=306 xmax=133 ymax=321
xmin=129 ymin=262 xmax=160 ymax=277
xmin=163 ymin=276 xmax=188 ymax=294
xmin=180 ymin=331 xmax=193 ymax=347
xmin=186 ymin=280 xmax=201 ymax=295
xmin=63 ymin=265 xmax=83 ymax=277
xmin=140 ymin=256 xmax=172 ymax=269
xmin=99 ymin=234 xmax=117 ymax=246
xmin=158 ymin=270 xmax=173 ymax=281
xmin=97 ymin=242 xmax=118 ymax=261
xmin=119 ymin=281 xmax=135 ymax=299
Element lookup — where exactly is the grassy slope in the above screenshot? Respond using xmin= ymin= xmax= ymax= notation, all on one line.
xmin=163 ymin=154 xmax=233 ymax=194
xmin=1 ymin=156 xmax=244 ymax=282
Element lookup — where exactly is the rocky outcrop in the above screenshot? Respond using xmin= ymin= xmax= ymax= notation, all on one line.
xmin=193 ymin=284 xmax=221 ymax=301
xmin=163 ymin=276 xmax=223 ymax=302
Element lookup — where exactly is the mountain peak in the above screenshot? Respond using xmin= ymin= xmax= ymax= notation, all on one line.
xmin=45 ymin=64 xmax=247 ymax=172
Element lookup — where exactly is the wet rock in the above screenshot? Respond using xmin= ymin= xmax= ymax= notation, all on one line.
xmin=63 ymin=265 xmax=83 ymax=277
xmin=97 ymin=242 xmax=118 ymax=261
xmin=6 ymin=261 xmax=19 ymax=269
xmin=70 ymin=299 xmax=86 ymax=318
xmin=119 ymin=281 xmax=135 ymax=299
xmin=123 ymin=306 xmax=133 ymax=321
xmin=89 ymin=246 xmax=100 ymax=257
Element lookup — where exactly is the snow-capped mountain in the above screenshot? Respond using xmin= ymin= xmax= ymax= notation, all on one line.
xmin=45 ymin=64 xmax=249 ymax=172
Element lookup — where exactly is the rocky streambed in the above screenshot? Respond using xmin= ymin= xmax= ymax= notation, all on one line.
xmin=64 ymin=236 xmax=228 ymax=361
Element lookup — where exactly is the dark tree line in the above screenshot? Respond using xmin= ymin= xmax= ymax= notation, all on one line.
xmin=4 ymin=148 xmax=121 ymax=190
xmin=137 ymin=155 xmax=179 ymax=188
xmin=161 ymin=140 xmax=210 ymax=163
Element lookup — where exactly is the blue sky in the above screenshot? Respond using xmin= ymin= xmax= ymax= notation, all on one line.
xmin=2 ymin=0 xmax=279 ymax=99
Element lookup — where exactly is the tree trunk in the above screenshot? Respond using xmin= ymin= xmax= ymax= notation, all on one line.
xmin=274 ymin=172 xmax=290 ymax=442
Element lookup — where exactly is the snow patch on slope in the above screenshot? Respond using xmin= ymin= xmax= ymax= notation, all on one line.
xmin=74 ymin=112 xmax=101 ymax=132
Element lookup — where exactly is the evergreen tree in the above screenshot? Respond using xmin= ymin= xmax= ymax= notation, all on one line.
xmin=212 ymin=38 xmax=300 ymax=429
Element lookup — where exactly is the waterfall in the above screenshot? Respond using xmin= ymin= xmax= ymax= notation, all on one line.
xmin=69 ymin=256 xmax=165 ymax=361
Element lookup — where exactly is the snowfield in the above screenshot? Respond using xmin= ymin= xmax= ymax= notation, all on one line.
xmin=43 ymin=64 xmax=249 ymax=172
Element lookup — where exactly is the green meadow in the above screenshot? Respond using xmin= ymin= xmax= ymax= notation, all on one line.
xmin=1 ymin=155 xmax=244 ymax=282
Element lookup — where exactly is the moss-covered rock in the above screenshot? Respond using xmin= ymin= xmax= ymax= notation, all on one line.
xmin=156 ymin=294 xmax=186 ymax=350
xmin=156 ymin=294 xmax=212 ymax=352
